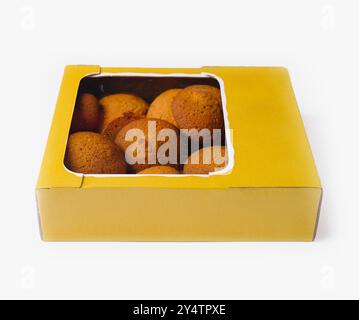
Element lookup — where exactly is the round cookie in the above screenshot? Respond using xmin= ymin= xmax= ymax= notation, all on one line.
xmin=147 ymin=89 xmax=182 ymax=127
xmin=99 ymin=94 xmax=149 ymax=131
xmin=115 ymin=118 xmax=180 ymax=173
xmin=172 ymin=85 xmax=224 ymax=131
xmin=65 ymin=132 xmax=127 ymax=174
xmin=102 ymin=112 xmax=143 ymax=141
xmin=137 ymin=166 xmax=180 ymax=175
xmin=183 ymin=146 xmax=228 ymax=175
xmin=70 ymin=93 xmax=102 ymax=133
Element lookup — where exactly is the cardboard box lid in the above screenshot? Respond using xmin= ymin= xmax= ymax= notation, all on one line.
xmin=37 ymin=65 xmax=321 ymax=189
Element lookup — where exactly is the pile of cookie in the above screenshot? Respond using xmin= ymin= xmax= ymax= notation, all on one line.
xmin=65 ymin=84 xmax=228 ymax=175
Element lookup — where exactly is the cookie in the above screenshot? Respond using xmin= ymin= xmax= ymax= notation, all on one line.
xmin=99 ymin=94 xmax=149 ymax=131
xmin=115 ymin=118 xmax=180 ymax=173
xmin=65 ymin=132 xmax=127 ymax=174
xmin=70 ymin=93 xmax=102 ymax=133
xmin=172 ymin=85 xmax=224 ymax=131
xmin=137 ymin=166 xmax=180 ymax=175
xmin=183 ymin=146 xmax=228 ymax=174
xmin=147 ymin=89 xmax=182 ymax=127
xmin=102 ymin=112 xmax=143 ymax=141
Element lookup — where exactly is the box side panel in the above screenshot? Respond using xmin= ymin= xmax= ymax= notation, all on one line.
xmin=38 ymin=187 xmax=322 ymax=242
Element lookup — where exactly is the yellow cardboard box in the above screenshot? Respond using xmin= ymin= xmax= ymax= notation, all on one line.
xmin=36 ymin=65 xmax=322 ymax=241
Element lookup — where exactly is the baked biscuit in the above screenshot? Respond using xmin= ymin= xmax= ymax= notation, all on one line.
xmin=70 ymin=93 xmax=102 ymax=133
xmin=172 ymin=85 xmax=224 ymax=131
xmin=102 ymin=112 xmax=143 ymax=141
xmin=99 ymin=94 xmax=148 ymax=131
xmin=65 ymin=132 xmax=127 ymax=174
xmin=115 ymin=118 xmax=180 ymax=173
xmin=137 ymin=166 xmax=180 ymax=175
xmin=147 ymin=89 xmax=182 ymax=127
xmin=183 ymin=146 xmax=228 ymax=174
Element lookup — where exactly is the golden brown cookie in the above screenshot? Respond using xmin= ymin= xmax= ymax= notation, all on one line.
xmin=172 ymin=85 xmax=224 ymax=131
xmin=137 ymin=166 xmax=180 ymax=175
xmin=65 ymin=132 xmax=127 ymax=174
xmin=99 ymin=94 xmax=149 ymax=131
xmin=70 ymin=93 xmax=102 ymax=133
xmin=102 ymin=112 xmax=143 ymax=141
xmin=147 ymin=89 xmax=182 ymax=127
xmin=115 ymin=118 xmax=180 ymax=173
xmin=183 ymin=146 xmax=228 ymax=174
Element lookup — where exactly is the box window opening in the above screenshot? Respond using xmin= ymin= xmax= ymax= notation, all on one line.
xmin=64 ymin=74 xmax=232 ymax=176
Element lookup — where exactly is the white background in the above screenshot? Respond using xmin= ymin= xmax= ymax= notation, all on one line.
xmin=0 ymin=0 xmax=358 ymax=300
